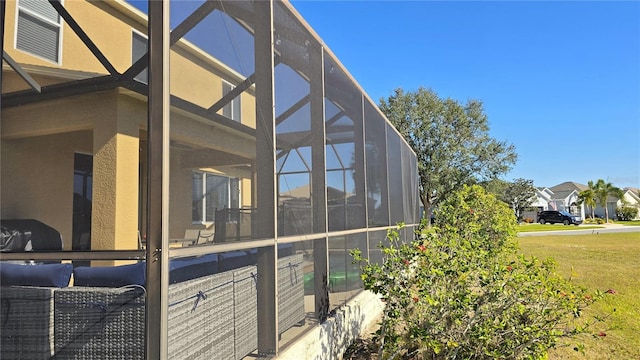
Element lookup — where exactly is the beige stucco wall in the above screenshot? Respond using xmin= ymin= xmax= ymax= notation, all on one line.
xmin=1 ymin=90 xmax=144 ymax=251
xmin=3 ymin=0 xmax=256 ymax=129
xmin=91 ymin=94 xmax=141 ymax=251
xmin=1 ymin=90 xmax=257 ymax=249
xmin=169 ymin=149 xmax=194 ymax=239
xmin=2 ymin=0 xmax=259 ymax=249
xmin=1 ymin=91 xmax=103 ymax=139
xmin=2 ymin=1 xmax=144 ymax=75
xmin=1 ymin=131 xmax=92 ymax=250
xmin=169 ymin=47 xmax=256 ymax=127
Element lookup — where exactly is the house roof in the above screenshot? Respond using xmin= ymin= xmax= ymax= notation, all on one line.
xmin=626 ymin=189 xmax=640 ymax=201
xmin=540 ymin=181 xmax=639 ymax=205
xmin=279 ymin=184 xmax=350 ymax=203
xmin=611 ymin=188 xmax=640 ymax=203
xmin=533 ymin=188 xmax=552 ymax=204
xmin=549 ymin=190 xmax=577 ymax=201
xmin=550 ymin=181 xmax=588 ymax=192
xmin=536 ymin=187 xmax=553 ymax=196
xmin=590 ymin=188 xmax=639 ymax=203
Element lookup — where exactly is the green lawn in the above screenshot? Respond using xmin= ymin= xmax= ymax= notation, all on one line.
xmin=518 ymin=232 xmax=640 ymax=359
xmin=518 ymin=223 xmax=603 ymax=232
xmin=617 ymin=220 xmax=640 ymax=226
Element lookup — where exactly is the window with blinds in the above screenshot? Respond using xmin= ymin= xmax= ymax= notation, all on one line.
xmin=132 ymin=31 xmax=148 ymax=83
xmin=222 ymin=81 xmax=242 ymax=122
xmin=16 ymin=0 xmax=61 ymax=63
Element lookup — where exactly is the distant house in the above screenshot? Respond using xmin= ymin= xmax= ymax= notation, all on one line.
xmin=530 ymin=182 xmax=640 ymax=221
xmin=525 ymin=182 xmax=587 ymax=222
xmin=593 ymin=187 xmax=640 ymax=220
xmin=548 ymin=182 xmax=587 ymax=219
xmin=521 ymin=187 xmax=553 ymax=222
xmin=531 ymin=187 xmax=553 ymax=209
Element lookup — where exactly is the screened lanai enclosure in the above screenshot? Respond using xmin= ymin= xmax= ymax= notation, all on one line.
xmin=0 ymin=0 xmax=420 ymax=358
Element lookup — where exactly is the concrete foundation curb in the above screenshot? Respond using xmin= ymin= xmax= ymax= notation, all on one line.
xmin=278 ymin=290 xmax=384 ymax=360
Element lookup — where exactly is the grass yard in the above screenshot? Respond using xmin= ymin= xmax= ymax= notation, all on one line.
xmin=518 ymin=224 xmax=603 ymax=232
xmin=518 ymin=232 xmax=640 ymax=359
xmin=617 ymin=220 xmax=640 ymax=226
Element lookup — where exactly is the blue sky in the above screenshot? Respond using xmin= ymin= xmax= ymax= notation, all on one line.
xmin=291 ymin=1 xmax=640 ymax=189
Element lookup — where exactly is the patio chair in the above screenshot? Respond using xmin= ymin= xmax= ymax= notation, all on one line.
xmin=181 ymin=229 xmax=201 ymax=247
xmin=196 ymin=229 xmax=215 ymax=245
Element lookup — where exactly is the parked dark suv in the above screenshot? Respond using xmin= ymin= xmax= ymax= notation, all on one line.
xmin=537 ymin=210 xmax=582 ymax=225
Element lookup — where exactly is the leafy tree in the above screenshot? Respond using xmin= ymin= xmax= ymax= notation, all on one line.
xmin=502 ymin=178 xmax=537 ymax=221
xmin=379 ymin=88 xmax=517 ymax=221
xmin=594 ymin=179 xmax=624 ymax=223
xmin=482 ymin=178 xmax=537 ymax=221
xmin=353 ymin=185 xmax=607 ymax=359
xmin=481 ymin=178 xmax=509 ymax=198
xmin=577 ymin=180 xmax=598 ymax=219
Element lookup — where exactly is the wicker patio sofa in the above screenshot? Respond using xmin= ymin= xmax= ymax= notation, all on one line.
xmin=0 ymin=251 xmax=305 ymax=360
xmin=277 ymin=253 xmax=305 ymax=334
xmin=0 ymin=286 xmax=58 ymax=359
xmin=53 ymin=285 xmax=147 ymax=359
xmin=0 ymin=263 xmax=72 ymax=359
xmin=167 ymin=266 xmax=237 ymax=359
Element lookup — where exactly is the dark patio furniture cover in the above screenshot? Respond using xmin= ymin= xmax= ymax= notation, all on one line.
xmin=0 ymin=219 xmax=63 ymax=252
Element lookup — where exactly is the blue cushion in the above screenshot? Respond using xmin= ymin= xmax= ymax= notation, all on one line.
xmin=218 ymin=251 xmax=252 ymax=272
xmin=278 ymin=243 xmax=294 ymax=258
xmin=169 ymin=254 xmax=218 ymax=284
xmin=245 ymin=249 xmax=258 ymax=263
xmin=0 ymin=263 xmax=73 ymax=287
xmin=73 ymin=262 xmax=145 ymax=287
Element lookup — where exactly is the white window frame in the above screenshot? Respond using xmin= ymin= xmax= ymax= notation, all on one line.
xmin=222 ymin=80 xmax=242 ymax=122
xmin=192 ymin=171 xmax=241 ymax=225
xmin=15 ymin=0 xmax=63 ymax=64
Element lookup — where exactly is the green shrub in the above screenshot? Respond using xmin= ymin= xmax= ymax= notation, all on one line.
xmin=585 ymin=217 xmax=605 ymax=224
xmin=616 ymin=205 xmax=639 ymax=221
xmin=353 ymin=185 xmax=606 ymax=359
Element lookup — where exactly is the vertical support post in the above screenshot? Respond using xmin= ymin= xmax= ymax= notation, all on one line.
xmin=146 ymin=0 xmax=170 ymax=359
xmin=311 ymin=48 xmax=329 ymax=322
xmin=92 ymin=106 xmax=140 ymax=258
xmin=353 ymin=95 xmax=366 ymax=229
xmin=361 ymin=95 xmax=371 ymax=260
xmin=254 ymin=0 xmax=278 ymax=355
xmin=384 ymin=124 xmax=391 ymax=226
xmin=1 ymin=0 xmax=5 ymax=112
